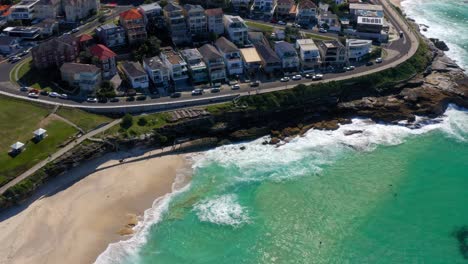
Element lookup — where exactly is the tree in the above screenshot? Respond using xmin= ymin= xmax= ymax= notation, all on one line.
xmin=132 ymin=36 xmax=161 ymax=61
xmin=79 ymin=50 xmax=93 ymax=64
xmin=121 ymin=114 xmax=133 ymax=129
xmin=137 ymin=117 xmax=148 ymax=126
xmin=96 ymin=80 xmax=116 ymax=99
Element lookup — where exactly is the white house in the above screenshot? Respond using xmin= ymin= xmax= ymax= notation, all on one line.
xmin=349 ymin=3 xmax=384 ymax=19
xmin=121 ymin=61 xmax=149 ymax=90
xmin=160 ymin=47 xmax=189 ymax=88
xmin=215 ymin=36 xmax=243 ymax=76
xmin=180 ymin=48 xmax=209 ymax=84
xmin=143 ymin=56 xmax=170 ymax=90
xmin=346 ymin=38 xmax=372 ymax=62
xmin=9 ymin=0 xmax=39 ymax=20
xmin=295 ymin=39 xmax=321 ymax=70
xmin=223 ymin=15 xmax=249 ymax=46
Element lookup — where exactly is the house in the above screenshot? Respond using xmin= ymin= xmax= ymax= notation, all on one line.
xmin=95 ymin=23 xmax=126 ymax=48
xmin=163 ymin=3 xmax=191 ymax=45
xmin=63 ymin=0 xmax=100 ymax=22
xmin=33 ymin=18 xmax=59 ymax=37
xmin=183 ymin=4 xmax=207 ymax=36
xmin=318 ymin=11 xmax=341 ymax=32
xmin=3 ymin=26 xmax=40 ymax=40
xmin=349 ymin=3 xmax=384 ymax=20
xmin=295 ymin=39 xmax=321 ymax=71
xmin=0 ymin=36 xmax=20 ymax=55
xmin=198 ymin=44 xmax=226 ymax=84
xmin=251 ymin=0 xmax=276 ymax=20
xmin=77 ymin=33 xmax=93 ymax=50
xmin=317 ymin=39 xmax=347 ymax=66
xmin=160 ymin=47 xmax=189 ymax=88
xmin=138 ymin=2 xmax=164 ymax=28
xmin=272 ymin=28 xmax=285 ymax=40
xmin=248 ymin=31 xmax=267 ymax=45
xmin=215 ymin=36 xmax=243 ymax=76
xmin=180 ymin=48 xmax=209 ymax=84
xmin=35 ymin=0 xmax=60 ymax=20
xmin=33 ymin=128 xmax=47 ymax=141
xmin=205 ymin=8 xmax=224 ymax=35
xmin=9 ymin=0 xmax=39 ymax=20
xmin=346 ymin=38 xmax=372 ymax=61
xmin=231 ymin=0 xmax=250 ymax=11
xmin=274 ymin=41 xmax=300 ymax=72
xmin=120 ymin=61 xmax=149 ymax=89
xmin=357 ymin=16 xmax=384 ymax=33
xmin=119 ymin=8 xmax=148 ymax=45
xmin=276 ymin=0 xmax=294 ymax=17
xmin=223 ymin=15 xmax=249 ymax=46
xmin=240 ymin=47 xmax=262 ymax=75
xmin=32 ymin=35 xmax=79 ymax=69
xmin=143 ymin=56 xmax=170 ymax=90
xmin=89 ymin=44 xmax=117 ymax=79
xmin=254 ymin=42 xmax=281 ymax=73
xmin=60 ymin=63 xmax=102 ymax=93
xmin=295 ymin=0 xmax=317 ymax=26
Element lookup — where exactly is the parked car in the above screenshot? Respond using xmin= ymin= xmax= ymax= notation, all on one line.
xmin=292 ymin=75 xmax=302 ymax=80
xmin=49 ymin=92 xmax=59 ymax=97
xmin=375 ymin=57 xmax=383 ymax=63
xmin=250 ymin=81 xmax=260 ymax=87
xmin=59 ymin=94 xmax=68 ymax=99
xmin=71 ymin=27 xmax=80 ymax=33
xmin=86 ymin=97 xmax=98 ymax=103
xmin=170 ymin=92 xmax=182 ymax=98
xmin=126 ymin=96 xmax=135 ymax=101
xmin=319 ymin=28 xmax=327 ymax=33
xmin=19 ymin=86 xmax=29 ymax=92
xmin=98 ymin=97 xmax=108 ymax=103
xmin=280 ymin=77 xmax=290 ymax=82
xmin=40 ymin=90 xmax=49 ymax=96
xmin=211 ymin=87 xmax=221 ymax=93
xmin=110 ymin=98 xmax=119 ymax=102
xmin=28 ymin=92 xmax=39 ymax=98
xmin=231 ymin=84 xmax=240 ymax=90
xmin=136 ymin=95 xmax=147 ymax=101
xmin=18 ymin=50 xmax=29 ymax=57
xmin=278 ymin=21 xmax=286 ymax=25
xmin=305 ymin=74 xmax=312 ymax=79
xmin=312 ymin=74 xmax=323 ymax=81
xmin=9 ymin=56 xmax=21 ymax=63
xmin=292 ymin=23 xmax=301 ymax=28
xmin=366 ymin=61 xmax=374 ymax=66
xmin=191 ymin=88 xmax=203 ymax=96
xmin=348 ymin=66 xmax=355 ymax=70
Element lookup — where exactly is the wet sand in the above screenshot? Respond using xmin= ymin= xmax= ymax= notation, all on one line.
xmin=0 ymin=150 xmax=189 ymax=264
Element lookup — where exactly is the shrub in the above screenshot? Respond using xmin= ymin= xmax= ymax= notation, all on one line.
xmin=137 ymin=117 xmax=148 ymax=126
xmin=121 ymin=114 xmax=133 ymax=129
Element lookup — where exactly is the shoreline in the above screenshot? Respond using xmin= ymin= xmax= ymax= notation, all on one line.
xmin=0 ymin=148 xmax=191 ymax=264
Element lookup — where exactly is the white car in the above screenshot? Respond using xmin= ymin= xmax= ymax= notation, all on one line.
xmin=28 ymin=92 xmax=39 ymax=98
xmin=280 ymin=77 xmax=290 ymax=82
xmin=348 ymin=65 xmax=355 ymax=70
xmin=312 ymin=74 xmax=323 ymax=80
xmin=191 ymin=89 xmax=203 ymax=96
xmin=49 ymin=92 xmax=59 ymax=98
xmin=59 ymin=93 xmax=68 ymax=99
xmin=278 ymin=21 xmax=286 ymax=25
xmin=86 ymin=97 xmax=97 ymax=103
xmin=292 ymin=75 xmax=302 ymax=80
xmin=231 ymin=84 xmax=240 ymax=90
xmin=319 ymin=28 xmax=328 ymax=33
xmin=375 ymin=57 xmax=383 ymax=63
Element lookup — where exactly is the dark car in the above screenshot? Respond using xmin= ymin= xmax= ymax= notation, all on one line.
xmin=98 ymin=97 xmax=108 ymax=103
xmin=137 ymin=95 xmax=147 ymax=101
xmin=366 ymin=61 xmax=374 ymax=66
xmin=40 ymin=90 xmax=49 ymax=96
xmin=126 ymin=96 xmax=135 ymax=102
xmin=110 ymin=98 xmax=119 ymax=103
xmin=250 ymin=81 xmax=260 ymax=87
xmin=170 ymin=92 xmax=182 ymax=98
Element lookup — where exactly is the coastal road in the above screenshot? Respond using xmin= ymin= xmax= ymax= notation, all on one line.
xmin=0 ymin=0 xmax=419 ymax=112
xmin=0 ymin=119 xmax=121 ymax=195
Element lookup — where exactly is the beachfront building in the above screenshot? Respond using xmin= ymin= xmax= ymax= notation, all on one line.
xmin=9 ymin=0 xmax=39 ymax=21
xmin=251 ymin=0 xmax=277 ymax=20
xmin=318 ymin=11 xmax=341 ymax=32
xmin=143 ymin=56 xmax=170 ymax=91
xmin=346 ymin=38 xmax=372 ymax=62
xmin=223 ymin=15 xmax=249 ymax=46
xmin=295 ymin=0 xmax=317 ymax=27
xmin=317 ymin=39 xmax=347 ymax=66
xmin=31 ymin=35 xmax=79 ymax=69
xmin=160 ymin=47 xmax=190 ymax=89
xmin=138 ymin=2 xmax=164 ymax=28
xmin=349 ymin=3 xmax=384 ymax=20
xmin=205 ymin=8 xmax=224 ymax=35
xmin=254 ymin=42 xmax=281 ymax=74
xmin=89 ymin=44 xmax=117 ymax=79
xmin=95 ymin=23 xmax=126 ymax=48
xmin=164 ymin=3 xmax=191 ymax=45
xmin=120 ymin=61 xmax=149 ymax=90
xmin=215 ymin=36 xmax=243 ymax=76
xmin=274 ymin=41 xmax=300 ymax=72
xmin=183 ymin=4 xmax=207 ymax=37
xmin=2 ymin=26 xmax=41 ymax=40
xmin=198 ymin=44 xmax=226 ymax=84
xmin=119 ymin=9 xmax=148 ymax=45
xmin=35 ymin=0 xmax=61 ymax=20
xmin=296 ymin=39 xmax=321 ymax=71
xmin=60 ymin=63 xmax=102 ymax=93
xmin=180 ymin=48 xmax=208 ymax=84
xmin=240 ymin=47 xmax=262 ymax=75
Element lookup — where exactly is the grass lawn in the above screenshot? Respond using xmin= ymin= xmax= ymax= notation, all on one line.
xmin=56 ymin=107 xmax=113 ymax=132
xmin=303 ymin=32 xmax=335 ymax=41
xmin=245 ymin=21 xmax=275 ymax=33
xmin=0 ymin=96 xmax=78 ymax=186
xmin=101 ymin=112 xmax=171 ymax=138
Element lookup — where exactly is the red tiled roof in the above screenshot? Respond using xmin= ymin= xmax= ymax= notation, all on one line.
xmin=205 ymin=8 xmax=223 ymax=16
xmin=1 ymin=9 xmax=11 ymax=17
xmin=89 ymin=44 xmax=116 ymax=60
xmin=299 ymin=0 xmax=317 ymax=9
xmin=77 ymin=34 xmax=93 ymax=42
xmin=120 ymin=8 xmax=142 ymax=20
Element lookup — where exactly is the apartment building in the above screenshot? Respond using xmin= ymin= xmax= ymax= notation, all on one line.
xmin=31 ymin=35 xmax=79 ymax=69
xmin=223 ymin=15 xmax=249 ymax=46
xmin=163 ymin=3 xmax=191 ymax=45
xmin=318 ymin=11 xmax=341 ymax=32
xmin=205 ymin=8 xmax=224 ymax=35
xmin=160 ymin=47 xmax=190 ymax=88
xmin=34 ymin=0 xmax=60 ymax=20
xmin=183 ymin=4 xmax=207 ymax=36
xmin=276 ymin=0 xmax=294 ymax=17
xmin=60 ymin=63 xmax=101 ymax=92
xmin=89 ymin=44 xmax=117 ymax=79
xmin=254 ymin=42 xmax=281 ymax=73
xmin=63 ymin=0 xmax=100 ymax=22
xmin=95 ymin=23 xmax=126 ymax=48
xmin=346 ymin=38 xmax=372 ymax=62
xmin=138 ymin=2 xmax=164 ymax=28
xmin=274 ymin=41 xmax=300 ymax=72
xmin=9 ymin=0 xmax=39 ymax=20
xmin=317 ymin=39 xmax=347 ymax=66
xmin=198 ymin=44 xmax=226 ymax=84
xmin=296 ymin=39 xmax=321 ymax=70
xmin=180 ymin=48 xmax=209 ymax=84
xmin=119 ymin=9 xmax=148 ymax=45
xmin=295 ymin=0 xmax=317 ymax=26
xmin=251 ymin=0 xmax=276 ymax=20
xmin=215 ymin=36 xmax=243 ymax=76
xmin=143 ymin=56 xmax=170 ymax=90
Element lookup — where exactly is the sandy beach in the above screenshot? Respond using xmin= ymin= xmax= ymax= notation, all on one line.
xmin=0 ymin=149 xmax=190 ymax=264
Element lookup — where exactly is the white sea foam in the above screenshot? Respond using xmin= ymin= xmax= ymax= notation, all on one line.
xmin=94 ymin=106 xmax=467 ymax=264
xmin=194 ymin=194 xmax=250 ymax=226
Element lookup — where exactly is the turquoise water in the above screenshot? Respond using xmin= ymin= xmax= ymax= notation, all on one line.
xmin=96 ymin=106 xmax=468 ymax=263
xmin=401 ymin=0 xmax=468 ymax=70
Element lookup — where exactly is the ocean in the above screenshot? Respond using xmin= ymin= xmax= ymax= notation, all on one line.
xmin=95 ymin=1 xmax=468 ymax=263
